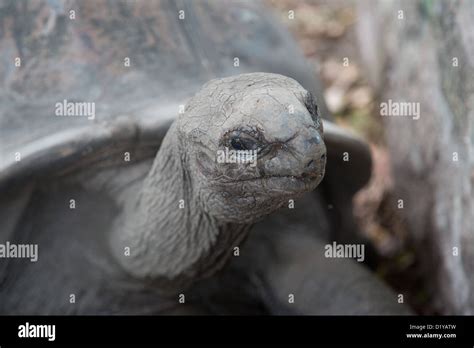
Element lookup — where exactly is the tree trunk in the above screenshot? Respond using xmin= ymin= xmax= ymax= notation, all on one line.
xmin=357 ymin=0 xmax=473 ymax=314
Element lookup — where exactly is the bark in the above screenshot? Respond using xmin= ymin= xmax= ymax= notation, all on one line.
xmin=357 ymin=0 xmax=474 ymax=314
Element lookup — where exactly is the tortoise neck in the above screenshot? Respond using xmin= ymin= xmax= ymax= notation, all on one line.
xmin=112 ymin=122 xmax=250 ymax=287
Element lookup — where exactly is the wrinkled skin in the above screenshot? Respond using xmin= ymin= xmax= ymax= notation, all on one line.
xmin=180 ymin=73 xmax=327 ymax=223
xmin=111 ymin=73 xmax=327 ymax=286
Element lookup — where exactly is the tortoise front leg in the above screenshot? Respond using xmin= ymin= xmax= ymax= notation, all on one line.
xmin=246 ymin=228 xmax=411 ymax=315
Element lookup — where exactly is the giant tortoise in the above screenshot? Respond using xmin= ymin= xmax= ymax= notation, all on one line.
xmin=0 ymin=0 xmax=409 ymax=315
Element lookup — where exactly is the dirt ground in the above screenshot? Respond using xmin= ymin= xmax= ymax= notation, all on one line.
xmin=267 ymin=0 xmax=430 ymax=313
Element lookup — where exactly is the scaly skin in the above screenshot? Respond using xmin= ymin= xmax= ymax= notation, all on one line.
xmin=111 ymin=73 xmax=327 ymax=289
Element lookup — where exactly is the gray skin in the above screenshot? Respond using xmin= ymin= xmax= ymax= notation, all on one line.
xmin=111 ymin=73 xmax=326 ymax=289
xmin=1 ymin=73 xmax=410 ymax=315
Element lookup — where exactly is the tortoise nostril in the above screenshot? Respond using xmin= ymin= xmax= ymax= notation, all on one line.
xmin=321 ymin=153 xmax=326 ymax=160
xmin=306 ymin=160 xmax=314 ymax=168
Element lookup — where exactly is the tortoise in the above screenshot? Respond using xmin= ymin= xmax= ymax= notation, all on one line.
xmin=0 ymin=0 xmax=410 ymax=315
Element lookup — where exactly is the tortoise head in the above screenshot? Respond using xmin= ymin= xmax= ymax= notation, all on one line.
xmin=177 ymin=73 xmax=326 ymax=223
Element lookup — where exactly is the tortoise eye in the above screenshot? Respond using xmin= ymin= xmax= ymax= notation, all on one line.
xmin=228 ymin=132 xmax=260 ymax=151
xmin=230 ymin=137 xmax=246 ymax=151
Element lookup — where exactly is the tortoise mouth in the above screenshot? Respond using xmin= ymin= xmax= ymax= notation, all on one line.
xmin=217 ymin=171 xmax=324 ymax=193
xmin=266 ymin=173 xmax=324 ymax=187
xmin=235 ymin=172 xmax=323 ymax=183
xmin=216 ymin=171 xmax=322 ymax=182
